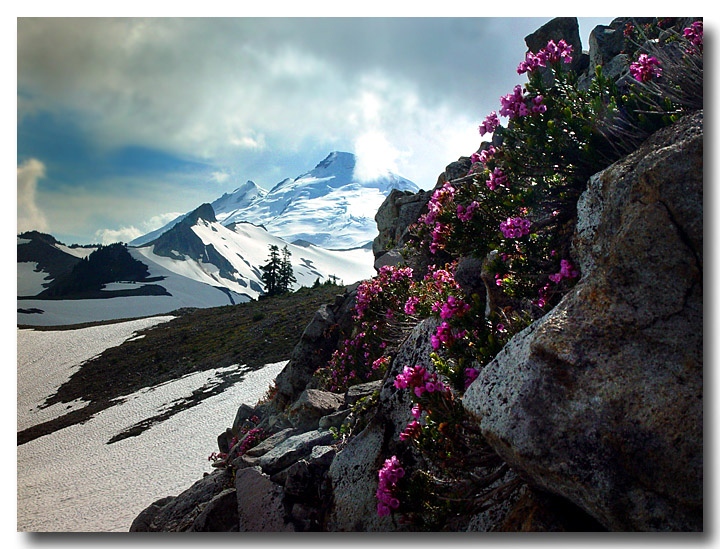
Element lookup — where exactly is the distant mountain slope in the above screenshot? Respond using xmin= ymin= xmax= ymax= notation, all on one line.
xmin=17 ymin=232 xmax=98 ymax=297
xmin=130 ymin=151 xmax=419 ymax=249
xmin=18 ymin=203 xmax=374 ymax=326
xmin=135 ymin=202 xmax=374 ymax=300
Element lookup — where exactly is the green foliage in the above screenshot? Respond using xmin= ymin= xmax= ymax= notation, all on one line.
xmin=261 ymin=244 xmax=296 ymax=296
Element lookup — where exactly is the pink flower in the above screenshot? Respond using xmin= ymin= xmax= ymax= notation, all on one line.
xmin=377 ymin=455 xmax=405 ymax=516
xmin=439 ymin=295 xmax=470 ymax=320
xmin=404 ymin=296 xmax=420 ymax=315
xmin=517 ymin=51 xmax=542 ymax=74
xmin=478 ymin=111 xmax=500 ymax=136
xmin=531 ymin=95 xmax=546 ymax=114
xmin=486 ymin=167 xmax=508 ymax=190
xmin=549 ymin=259 xmax=579 ymax=283
xmin=457 ymin=201 xmax=479 ymax=222
xmin=411 ymin=403 xmax=423 ymax=419
xmin=630 ymin=54 xmax=662 ymax=82
xmin=464 ymin=367 xmax=480 ymax=388
xmin=499 ymin=85 xmax=535 ymax=119
xmin=519 ymin=39 xmax=573 ymax=75
xmin=536 ymin=39 xmax=573 ymax=65
xmin=500 ymin=216 xmax=531 ymax=239
xmin=400 ymin=420 xmax=422 ymax=441
xmin=684 ymin=20 xmax=703 ymax=52
xmin=479 ymin=145 xmax=496 ymax=165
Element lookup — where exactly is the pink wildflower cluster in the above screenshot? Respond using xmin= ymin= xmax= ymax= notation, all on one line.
xmin=549 ymin=259 xmax=579 ymax=283
xmin=399 ymin=419 xmax=423 ymax=441
xmin=486 ymin=167 xmax=508 ymax=190
xmin=499 ymin=86 xmax=546 ymax=119
xmin=429 ymin=223 xmax=452 ymax=254
xmin=500 ymin=217 xmax=532 ymax=239
xmin=404 ymin=295 xmax=420 ymax=315
xmin=424 ymin=265 xmax=459 ymax=290
xmin=420 ymin=181 xmax=456 ymax=227
xmin=479 ymin=146 xmax=496 ymax=164
xmin=630 ymin=54 xmax=662 ymax=82
xmin=530 ymin=95 xmax=547 ymax=114
xmin=208 ymin=451 xmax=227 ymax=462
xmin=478 ymin=111 xmax=500 ymax=136
xmin=431 ymin=321 xmax=466 ymax=350
xmin=499 ymin=85 xmax=529 ymax=118
xmin=236 ymin=428 xmax=265 ymax=455
xmin=516 ymin=51 xmax=542 ymax=75
xmin=684 ymin=20 xmax=703 ymax=52
xmin=395 ymin=365 xmax=447 ymax=397
xmin=328 ymin=321 xmax=387 ymax=391
xmin=377 ymin=456 xmax=405 ymax=517
xmin=518 ymin=39 xmax=573 ymax=74
xmin=439 ymin=295 xmax=470 ymax=320
xmin=457 ymin=201 xmax=479 ymax=222
xmin=354 ymin=265 xmax=413 ymax=319
xmin=464 ymin=367 xmax=480 ymax=389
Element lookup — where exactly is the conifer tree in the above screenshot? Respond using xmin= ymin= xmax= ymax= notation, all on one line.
xmin=261 ymin=244 xmax=281 ymax=296
xmin=278 ymin=246 xmax=296 ymax=293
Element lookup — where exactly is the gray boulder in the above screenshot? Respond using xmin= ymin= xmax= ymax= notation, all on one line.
xmin=372 ymin=188 xmax=433 ymax=261
xmin=243 ymin=427 xmax=298 ymax=458
xmin=188 ymin=488 xmax=239 ymax=531
xmin=129 ymin=469 xmax=233 ymax=531
xmin=288 ymin=389 xmax=344 ymax=431
xmin=525 ymin=17 xmax=584 ymax=73
xmin=256 ymin=429 xmax=335 ymax=475
xmin=463 ymin=111 xmax=703 ymax=531
xmin=273 ymin=287 xmax=359 ymax=404
xmin=235 ymin=467 xmax=295 ymax=532
xmin=588 ymin=24 xmax=625 ymax=69
xmin=345 ymin=379 xmax=383 ymax=406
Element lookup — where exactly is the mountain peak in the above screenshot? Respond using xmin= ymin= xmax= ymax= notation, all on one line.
xmin=183 ymin=203 xmax=216 ymax=225
xmin=232 ymin=180 xmax=260 ymax=194
xmin=312 ymin=151 xmax=355 ymax=172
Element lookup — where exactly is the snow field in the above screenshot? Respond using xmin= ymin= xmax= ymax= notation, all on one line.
xmin=17 ymin=320 xmax=286 ymax=531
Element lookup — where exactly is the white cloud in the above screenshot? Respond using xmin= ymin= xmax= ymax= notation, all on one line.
xmin=141 ymin=212 xmax=181 ymax=231
xmin=17 ymin=158 xmax=49 ymax=233
xmin=95 ymin=226 xmax=142 ymax=245
xmin=95 ymin=211 xmax=182 ymax=245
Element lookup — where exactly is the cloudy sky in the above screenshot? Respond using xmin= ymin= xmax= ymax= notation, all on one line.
xmin=17 ymin=16 xmax=613 ymax=245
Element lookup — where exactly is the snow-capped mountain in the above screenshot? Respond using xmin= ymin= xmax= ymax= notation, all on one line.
xmin=17 ymin=206 xmax=374 ymax=326
xmin=134 ymin=202 xmax=372 ymax=300
xmin=130 ymin=151 xmax=419 ymax=249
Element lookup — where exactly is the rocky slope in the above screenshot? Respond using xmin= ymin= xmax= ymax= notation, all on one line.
xmin=130 ymin=18 xmax=702 ymax=532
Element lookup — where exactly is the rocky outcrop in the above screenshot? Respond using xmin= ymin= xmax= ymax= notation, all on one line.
xmin=372 ymin=188 xmax=433 ymax=263
xmin=129 ymin=469 xmax=234 ymax=532
xmin=273 ymin=287 xmax=358 ymax=405
xmin=463 ymin=111 xmax=703 ymax=531
xmin=525 ymin=17 xmax=587 ymax=75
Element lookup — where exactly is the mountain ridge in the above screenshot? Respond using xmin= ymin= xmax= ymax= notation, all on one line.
xmin=130 ymin=151 xmax=419 ymax=249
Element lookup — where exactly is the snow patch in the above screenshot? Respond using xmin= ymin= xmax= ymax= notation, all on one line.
xmin=17 ymin=262 xmax=52 ymax=296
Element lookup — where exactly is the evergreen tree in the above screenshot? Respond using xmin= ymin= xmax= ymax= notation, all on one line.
xmin=278 ymin=246 xmax=296 ymax=293
xmin=261 ymin=245 xmax=281 ymax=296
